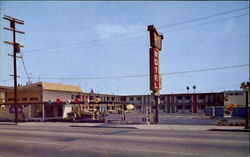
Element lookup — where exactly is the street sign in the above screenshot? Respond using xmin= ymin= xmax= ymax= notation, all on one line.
xmin=148 ymin=25 xmax=164 ymax=92
xmin=147 ymin=25 xmax=164 ymax=51
xmin=150 ymin=48 xmax=160 ymax=91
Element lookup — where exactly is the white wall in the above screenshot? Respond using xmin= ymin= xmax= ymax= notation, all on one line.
xmin=43 ymin=90 xmax=76 ymax=102
xmin=63 ymin=104 xmax=73 ymax=118
xmin=224 ymin=91 xmax=245 ymax=106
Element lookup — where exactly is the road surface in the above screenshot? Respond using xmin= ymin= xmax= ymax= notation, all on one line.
xmin=0 ymin=124 xmax=249 ymax=157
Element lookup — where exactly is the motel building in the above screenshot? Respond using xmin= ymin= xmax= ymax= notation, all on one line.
xmin=120 ymin=92 xmax=224 ymax=114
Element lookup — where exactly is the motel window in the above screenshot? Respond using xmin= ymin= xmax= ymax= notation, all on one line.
xmin=160 ymin=106 xmax=165 ymax=109
xmin=177 ymin=96 xmax=182 ymax=100
xmin=112 ymin=97 xmax=115 ymax=101
xmin=160 ymin=97 xmax=165 ymax=101
xmin=8 ymin=98 xmax=20 ymax=101
xmin=22 ymin=97 xmax=28 ymax=101
xmin=8 ymin=98 xmax=14 ymax=101
xmin=90 ymin=96 xmax=94 ymax=100
xmin=177 ymin=106 xmax=183 ymax=109
xmin=130 ymin=97 xmax=134 ymax=101
xmin=201 ymin=105 xmax=205 ymax=110
xmin=30 ymin=97 xmax=38 ymax=101
xmin=120 ymin=96 xmax=126 ymax=102
xmin=198 ymin=105 xmax=201 ymax=110
xmin=225 ymin=93 xmax=234 ymax=96
xmin=137 ymin=97 xmax=142 ymax=101
xmin=198 ymin=95 xmax=206 ymax=99
xmin=71 ymin=94 xmax=74 ymax=100
xmin=184 ymin=96 xmax=191 ymax=100
xmin=235 ymin=92 xmax=243 ymax=96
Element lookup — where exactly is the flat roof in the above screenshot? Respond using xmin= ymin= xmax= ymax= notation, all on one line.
xmin=5 ymin=82 xmax=83 ymax=93
xmin=38 ymin=82 xmax=83 ymax=93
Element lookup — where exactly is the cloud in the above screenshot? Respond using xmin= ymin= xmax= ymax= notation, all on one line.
xmin=94 ymin=23 xmax=146 ymax=39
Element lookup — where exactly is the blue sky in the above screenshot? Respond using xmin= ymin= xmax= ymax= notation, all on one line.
xmin=0 ymin=1 xmax=249 ymax=95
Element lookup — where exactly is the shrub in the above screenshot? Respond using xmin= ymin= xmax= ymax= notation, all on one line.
xmin=218 ymin=119 xmax=228 ymax=126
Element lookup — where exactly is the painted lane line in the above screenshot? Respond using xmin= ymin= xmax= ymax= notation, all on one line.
xmin=15 ymin=140 xmax=59 ymax=145
xmin=126 ymin=148 xmax=206 ymax=156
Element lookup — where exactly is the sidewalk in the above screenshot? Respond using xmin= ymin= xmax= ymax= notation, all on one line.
xmin=0 ymin=122 xmax=16 ymax=125
xmin=5 ymin=122 xmax=247 ymax=132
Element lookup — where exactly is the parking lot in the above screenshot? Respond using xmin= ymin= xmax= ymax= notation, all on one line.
xmin=105 ymin=111 xmax=245 ymax=125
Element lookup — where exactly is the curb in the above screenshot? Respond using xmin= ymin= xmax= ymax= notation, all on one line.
xmin=70 ymin=125 xmax=138 ymax=129
xmin=0 ymin=123 xmax=16 ymax=125
xmin=209 ymin=129 xmax=250 ymax=132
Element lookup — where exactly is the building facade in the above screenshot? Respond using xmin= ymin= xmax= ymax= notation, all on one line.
xmin=120 ymin=92 xmax=224 ymax=113
xmin=224 ymin=90 xmax=246 ymax=107
xmin=0 ymin=82 xmax=83 ymax=121
xmin=0 ymin=81 xmax=232 ymax=121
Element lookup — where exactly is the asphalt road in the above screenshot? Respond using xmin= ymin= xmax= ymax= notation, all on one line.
xmin=0 ymin=125 xmax=249 ymax=157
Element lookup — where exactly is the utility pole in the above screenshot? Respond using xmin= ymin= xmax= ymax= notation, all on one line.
xmin=240 ymin=82 xmax=250 ymax=129
xmin=3 ymin=15 xmax=25 ymax=124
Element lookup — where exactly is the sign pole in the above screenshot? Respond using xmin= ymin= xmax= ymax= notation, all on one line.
xmin=148 ymin=25 xmax=164 ymax=124
xmin=153 ymin=91 xmax=159 ymax=123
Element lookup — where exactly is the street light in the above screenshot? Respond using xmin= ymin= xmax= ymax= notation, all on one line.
xmin=240 ymin=82 xmax=250 ymax=129
xmin=193 ymin=85 xmax=196 ymax=93
xmin=184 ymin=86 xmax=190 ymax=113
xmin=186 ymin=86 xmax=190 ymax=93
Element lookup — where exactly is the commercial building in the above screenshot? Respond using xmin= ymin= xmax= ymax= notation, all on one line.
xmin=224 ymin=90 xmax=246 ymax=107
xmin=0 ymin=82 xmax=123 ymax=121
xmin=0 ymin=82 xmax=83 ymax=121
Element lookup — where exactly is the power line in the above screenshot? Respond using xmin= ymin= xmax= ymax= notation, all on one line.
xmin=19 ymin=64 xmax=249 ymax=80
xmin=78 ymin=13 xmax=249 ymax=50
xmin=19 ymin=12 xmax=249 ymax=58
xmin=19 ymin=51 xmax=31 ymax=83
xmin=165 ymin=13 xmax=249 ymax=33
xmin=161 ymin=64 xmax=249 ymax=75
xmin=158 ymin=6 xmax=249 ymax=29
xmin=19 ymin=6 xmax=248 ymax=55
